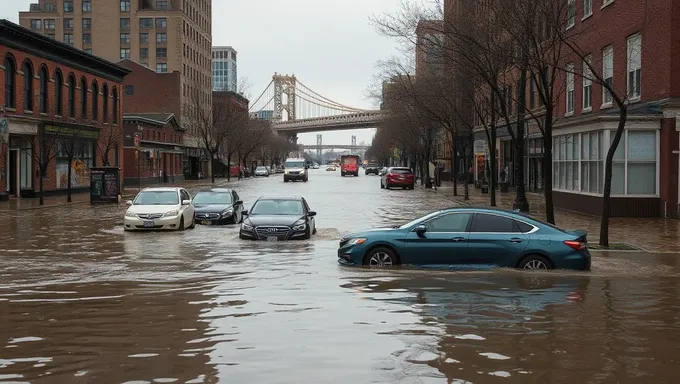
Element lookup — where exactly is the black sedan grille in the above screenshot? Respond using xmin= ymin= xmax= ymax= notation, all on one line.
xmin=138 ymin=213 xmax=163 ymax=220
xmin=195 ymin=213 xmax=220 ymax=219
xmin=255 ymin=226 xmax=291 ymax=240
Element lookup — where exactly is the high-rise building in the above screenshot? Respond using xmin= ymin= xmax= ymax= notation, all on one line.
xmin=212 ymin=46 xmax=237 ymax=92
xmin=19 ymin=0 xmax=212 ymax=149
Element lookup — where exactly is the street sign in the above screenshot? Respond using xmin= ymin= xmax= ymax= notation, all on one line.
xmin=134 ymin=133 xmax=141 ymax=149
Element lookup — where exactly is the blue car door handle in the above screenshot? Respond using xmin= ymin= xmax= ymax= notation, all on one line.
xmin=451 ymin=237 xmax=466 ymax=242
xmin=509 ymin=238 xmax=524 ymax=243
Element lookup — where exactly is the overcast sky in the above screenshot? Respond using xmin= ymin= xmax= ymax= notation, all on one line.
xmin=3 ymin=1 xmax=403 ymax=147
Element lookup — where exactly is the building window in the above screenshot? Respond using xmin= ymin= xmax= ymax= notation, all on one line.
xmin=39 ymin=66 xmax=49 ymax=113
xmin=82 ymin=18 xmax=91 ymax=29
xmin=140 ymin=47 xmax=148 ymax=58
xmin=584 ymin=0 xmax=593 ymax=17
xmin=565 ymin=63 xmax=574 ymax=114
xmin=83 ymin=33 xmax=92 ymax=44
xmin=102 ymin=84 xmax=109 ymax=123
xmin=64 ymin=33 xmax=74 ymax=45
xmin=625 ymin=131 xmax=656 ymax=194
xmin=120 ymin=48 xmax=130 ymax=59
xmin=156 ymin=1 xmax=168 ymax=10
xmin=567 ymin=0 xmax=576 ymax=28
xmin=156 ymin=33 xmax=167 ymax=43
xmin=54 ymin=70 xmax=63 ymax=116
xmin=91 ymin=81 xmax=98 ymax=120
xmin=67 ymin=74 xmax=75 ymax=118
xmin=30 ymin=19 xmax=42 ymax=29
xmin=80 ymin=78 xmax=87 ymax=118
xmin=120 ymin=0 xmax=131 ymax=12
xmin=3 ymin=56 xmax=16 ymax=109
xmin=22 ymin=61 xmax=33 ymax=111
xmin=44 ymin=19 xmax=56 ymax=29
xmin=56 ymin=141 xmax=93 ymax=188
xmin=602 ymin=45 xmax=614 ymax=105
xmin=120 ymin=33 xmax=130 ymax=43
xmin=82 ymin=0 xmax=91 ymax=12
xmin=156 ymin=47 xmax=167 ymax=57
xmin=120 ymin=18 xmax=130 ymax=29
xmin=139 ymin=18 xmax=153 ymax=28
xmin=45 ymin=3 xmax=55 ymax=11
xmin=112 ymin=88 xmax=118 ymax=124
xmin=139 ymin=33 xmax=148 ymax=43
xmin=64 ymin=1 xmax=73 ymax=12
xmin=156 ymin=63 xmax=168 ymax=73
xmin=529 ymin=77 xmax=536 ymax=108
xmin=155 ymin=18 xmax=167 ymax=28
xmin=64 ymin=18 xmax=73 ymax=29
xmin=582 ymin=55 xmax=592 ymax=110
xmin=627 ymin=33 xmax=642 ymax=100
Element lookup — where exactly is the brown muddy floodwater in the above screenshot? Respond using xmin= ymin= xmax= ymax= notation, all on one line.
xmin=1 ymin=171 xmax=680 ymax=383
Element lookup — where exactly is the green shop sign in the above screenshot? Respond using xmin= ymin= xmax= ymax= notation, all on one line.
xmin=44 ymin=125 xmax=100 ymax=139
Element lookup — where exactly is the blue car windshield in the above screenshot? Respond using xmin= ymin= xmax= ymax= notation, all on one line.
xmin=398 ymin=210 xmax=443 ymax=229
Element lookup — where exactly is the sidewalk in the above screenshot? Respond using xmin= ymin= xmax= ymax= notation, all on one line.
xmin=0 ymin=177 xmax=247 ymax=212
xmin=428 ymin=181 xmax=680 ymax=254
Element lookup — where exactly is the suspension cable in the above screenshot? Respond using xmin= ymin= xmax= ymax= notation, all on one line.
xmin=248 ymin=79 xmax=274 ymax=111
xmin=296 ymin=79 xmax=373 ymax=112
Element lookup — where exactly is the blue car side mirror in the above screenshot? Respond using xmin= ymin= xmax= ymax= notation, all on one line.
xmin=414 ymin=225 xmax=427 ymax=236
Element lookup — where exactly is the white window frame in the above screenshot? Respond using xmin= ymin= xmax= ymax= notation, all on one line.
xmin=566 ymin=63 xmax=575 ymax=115
xmin=583 ymin=0 xmax=593 ymax=19
xmin=583 ymin=55 xmax=593 ymax=111
xmin=627 ymin=33 xmax=642 ymax=101
xmin=602 ymin=0 xmax=614 ymax=9
xmin=567 ymin=0 xmax=576 ymax=29
xmin=602 ymin=45 xmax=613 ymax=107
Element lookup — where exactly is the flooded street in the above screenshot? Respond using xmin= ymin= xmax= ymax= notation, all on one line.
xmin=2 ymin=169 xmax=680 ymax=383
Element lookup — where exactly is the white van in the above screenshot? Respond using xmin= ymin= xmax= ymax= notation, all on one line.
xmin=283 ymin=158 xmax=308 ymax=182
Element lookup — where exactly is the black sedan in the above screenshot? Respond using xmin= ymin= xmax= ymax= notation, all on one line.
xmin=193 ymin=188 xmax=244 ymax=225
xmin=239 ymin=195 xmax=317 ymax=241
xmin=365 ymin=163 xmax=381 ymax=175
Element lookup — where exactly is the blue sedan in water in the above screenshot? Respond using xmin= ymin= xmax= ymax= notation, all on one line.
xmin=337 ymin=207 xmax=591 ymax=271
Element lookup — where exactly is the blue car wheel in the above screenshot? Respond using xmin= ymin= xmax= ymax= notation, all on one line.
xmin=364 ymin=247 xmax=399 ymax=267
xmin=518 ymin=254 xmax=553 ymax=270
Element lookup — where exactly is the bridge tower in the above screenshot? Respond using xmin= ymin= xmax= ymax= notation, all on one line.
xmin=273 ymin=73 xmax=296 ymax=121
xmin=316 ymin=134 xmax=322 ymax=159
xmin=351 ymin=135 xmax=357 ymax=155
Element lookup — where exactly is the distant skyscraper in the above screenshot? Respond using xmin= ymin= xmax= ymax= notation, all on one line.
xmin=212 ymin=46 xmax=237 ymax=92
xmin=254 ymin=110 xmax=274 ymax=121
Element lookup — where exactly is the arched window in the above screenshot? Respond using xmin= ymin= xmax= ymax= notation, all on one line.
xmin=21 ymin=60 xmax=33 ymax=111
xmin=4 ymin=55 xmax=16 ymax=108
xmin=54 ymin=70 xmax=63 ymax=116
xmin=112 ymin=87 xmax=118 ymax=124
xmin=39 ymin=66 xmax=49 ymax=113
xmin=80 ymin=77 xmax=87 ymax=118
xmin=91 ymin=80 xmax=98 ymax=120
xmin=67 ymin=73 xmax=76 ymax=118
xmin=102 ymin=84 xmax=109 ymax=123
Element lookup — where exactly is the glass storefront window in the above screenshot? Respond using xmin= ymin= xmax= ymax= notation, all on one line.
xmin=20 ymin=137 xmax=32 ymax=189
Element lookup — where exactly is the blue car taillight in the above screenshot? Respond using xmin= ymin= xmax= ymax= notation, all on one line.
xmin=563 ymin=240 xmax=587 ymax=251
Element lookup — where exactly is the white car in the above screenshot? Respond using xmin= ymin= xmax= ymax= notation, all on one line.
xmin=254 ymin=166 xmax=269 ymax=177
xmin=124 ymin=187 xmax=196 ymax=231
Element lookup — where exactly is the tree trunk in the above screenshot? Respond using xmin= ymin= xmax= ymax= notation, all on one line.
xmin=488 ymin=126 xmax=497 ymax=207
xmin=451 ymin=140 xmax=457 ymax=196
xmin=67 ymin=155 xmax=73 ymax=203
xmin=39 ymin=166 xmax=44 ymax=205
xmin=512 ymin=66 xmax=530 ymax=212
xmin=543 ymin=109 xmax=556 ymax=224
xmin=599 ymin=106 xmax=627 ymax=247
xmin=211 ymin=154 xmax=216 ymax=184
xmin=226 ymin=153 xmax=232 ymax=181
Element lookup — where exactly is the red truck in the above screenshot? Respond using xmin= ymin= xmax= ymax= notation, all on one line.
xmin=340 ymin=155 xmax=360 ymax=177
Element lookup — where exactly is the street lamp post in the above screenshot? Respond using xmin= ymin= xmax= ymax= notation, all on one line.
xmin=135 ymin=125 xmax=142 ymax=192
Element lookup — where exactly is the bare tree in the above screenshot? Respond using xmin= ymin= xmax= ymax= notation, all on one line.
xmin=238 ymin=118 xmax=273 ymax=174
xmin=97 ymin=123 xmax=121 ymax=167
xmin=33 ymin=127 xmax=58 ymax=206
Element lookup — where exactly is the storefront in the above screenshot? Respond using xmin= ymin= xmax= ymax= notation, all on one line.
xmin=2 ymin=118 xmax=39 ymax=198
xmin=525 ymin=137 xmax=544 ymax=192
xmin=473 ymin=139 xmax=488 ymax=185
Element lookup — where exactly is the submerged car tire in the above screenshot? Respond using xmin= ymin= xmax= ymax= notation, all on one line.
xmin=518 ymin=254 xmax=553 ymax=270
xmin=178 ymin=216 xmax=185 ymax=231
xmin=380 ymin=182 xmax=385 ymax=189
xmin=284 ymin=178 xmax=289 ymax=182
xmin=363 ymin=247 xmax=399 ymax=267
xmin=188 ymin=217 xmax=195 ymax=229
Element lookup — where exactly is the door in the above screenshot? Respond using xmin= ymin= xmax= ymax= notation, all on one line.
xmin=9 ymin=149 xmax=17 ymax=196
xmin=402 ymin=212 xmax=472 ymax=265
xmin=466 ymin=212 xmax=529 ymax=267
xmin=302 ymin=198 xmax=315 ymax=233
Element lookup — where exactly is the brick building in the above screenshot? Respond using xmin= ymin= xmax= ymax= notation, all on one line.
xmin=118 ymin=59 xmax=206 ymax=180
xmin=446 ymin=0 xmax=680 ymax=217
xmin=122 ymin=113 xmax=184 ymax=187
xmin=0 ymin=20 xmax=129 ymax=199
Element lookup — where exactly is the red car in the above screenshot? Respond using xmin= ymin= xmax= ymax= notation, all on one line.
xmin=381 ymin=167 xmax=415 ymax=189
xmin=340 ymin=155 xmax=360 ymax=177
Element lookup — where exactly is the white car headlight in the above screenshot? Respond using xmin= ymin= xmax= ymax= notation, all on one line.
xmin=125 ymin=211 xmax=137 ymax=218
xmin=292 ymin=221 xmax=306 ymax=231
xmin=242 ymin=223 xmax=253 ymax=230
xmin=164 ymin=210 xmax=179 ymax=217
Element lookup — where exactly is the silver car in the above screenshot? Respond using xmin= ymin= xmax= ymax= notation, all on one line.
xmin=254 ymin=166 xmax=269 ymax=177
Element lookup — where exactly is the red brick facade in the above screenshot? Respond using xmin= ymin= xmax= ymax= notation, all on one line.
xmin=0 ymin=20 xmax=129 ymax=198
xmin=122 ymin=114 xmax=185 ymax=187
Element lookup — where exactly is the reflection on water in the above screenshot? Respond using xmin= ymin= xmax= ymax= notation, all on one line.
xmin=1 ymin=172 xmax=680 ymax=382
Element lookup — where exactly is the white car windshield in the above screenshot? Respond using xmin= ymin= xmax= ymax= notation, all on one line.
xmin=250 ymin=199 xmax=303 ymax=215
xmin=134 ymin=191 xmax=179 ymax=205
xmin=285 ymin=161 xmax=305 ymax=168
xmin=193 ymin=192 xmax=232 ymax=205
xmin=398 ymin=210 xmax=443 ymax=229
xmin=256 ymin=166 xmax=266 ymax=171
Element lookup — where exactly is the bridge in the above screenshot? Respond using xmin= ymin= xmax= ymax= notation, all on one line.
xmin=299 ymin=144 xmax=370 ymax=150
xmin=248 ymin=74 xmax=386 ymax=140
